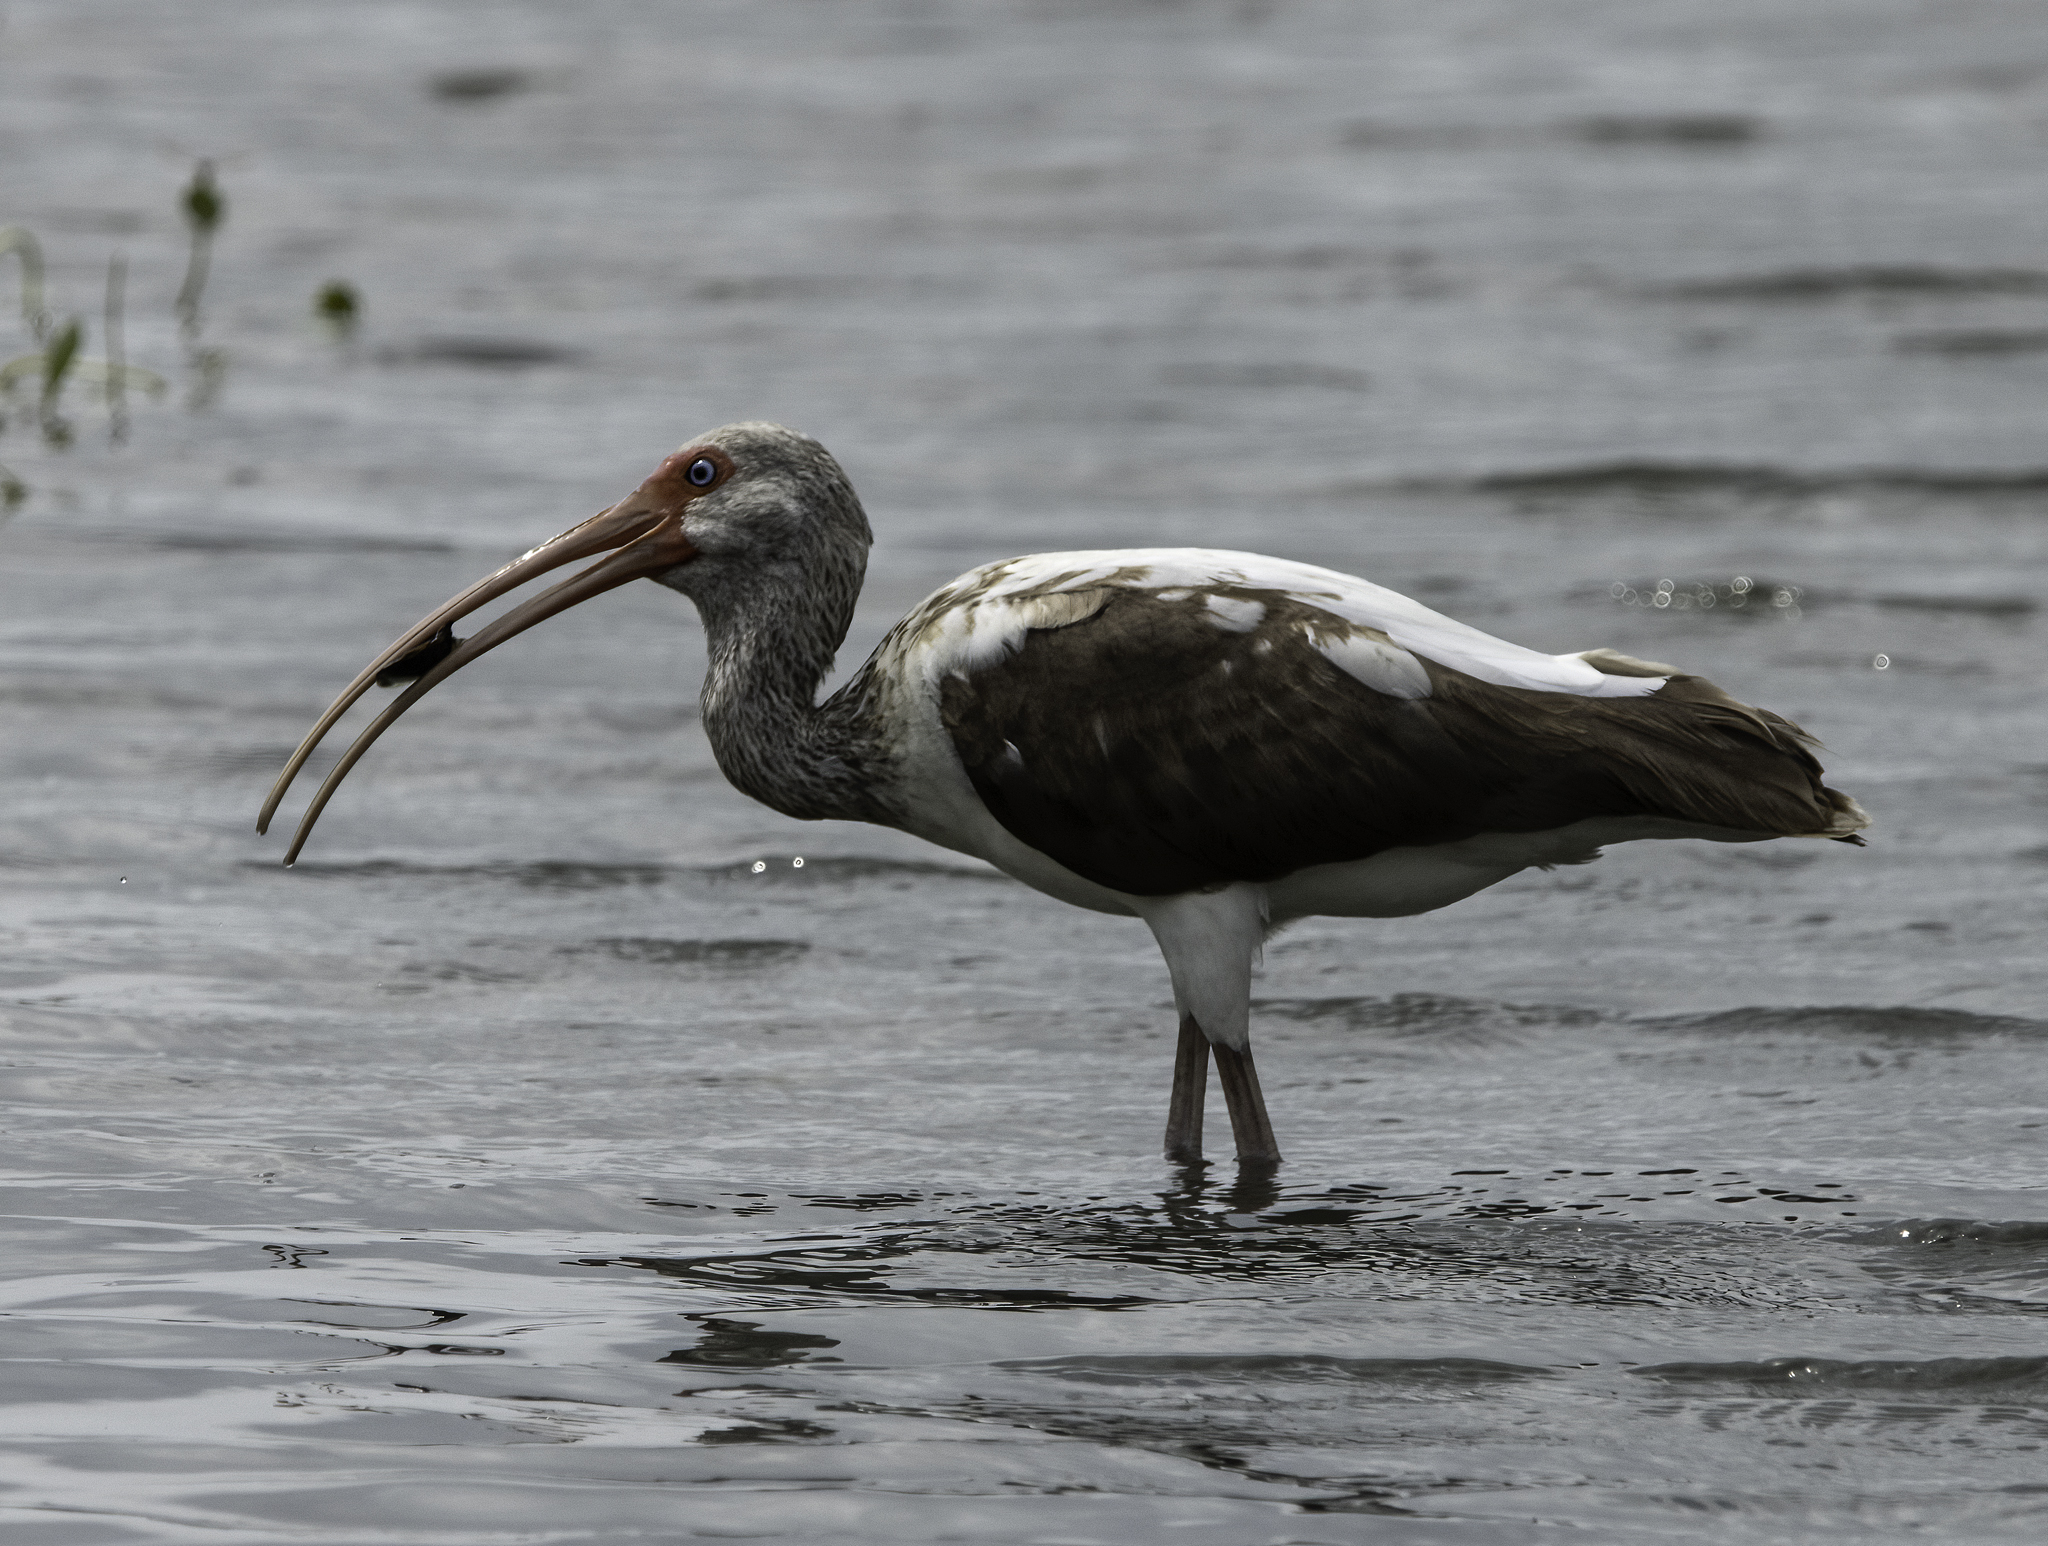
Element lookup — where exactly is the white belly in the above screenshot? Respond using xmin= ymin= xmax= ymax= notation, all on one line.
xmin=1266 ymin=815 xmax=1772 ymax=923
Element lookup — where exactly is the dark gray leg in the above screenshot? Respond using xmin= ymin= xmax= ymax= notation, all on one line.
xmin=1164 ymin=1013 xmax=1209 ymax=1163
xmin=1213 ymin=1039 xmax=1282 ymax=1166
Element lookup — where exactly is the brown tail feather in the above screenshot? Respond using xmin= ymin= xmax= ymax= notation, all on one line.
xmin=1432 ymin=665 xmax=1869 ymax=842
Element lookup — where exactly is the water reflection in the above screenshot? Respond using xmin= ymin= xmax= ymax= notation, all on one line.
xmin=581 ymin=1178 xmax=1875 ymax=1311
xmin=263 ymin=854 xmax=999 ymax=890
xmin=662 ymin=1316 xmax=841 ymax=1368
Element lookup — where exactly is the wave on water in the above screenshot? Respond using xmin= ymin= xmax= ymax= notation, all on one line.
xmin=1633 ymin=1354 xmax=2048 ymax=1392
xmin=1887 ymin=1218 xmax=2048 ymax=1246
xmin=1368 ymin=459 xmax=2048 ymax=497
xmin=1893 ymin=328 xmax=2048 ymax=356
xmin=1873 ymin=591 xmax=2038 ymax=615
xmin=1564 ymin=113 xmax=1762 ymax=146
xmin=563 ymin=937 xmax=810 ymax=966
xmin=711 ymin=855 xmax=1006 ymax=886
xmin=613 ymin=1188 xmax=1859 ymax=1302
xmin=585 ymin=1248 xmax=1153 ymax=1315
xmin=255 ymin=854 xmax=1002 ymax=891
xmin=64 ymin=526 xmax=457 ymax=554
xmin=1255 ymin=995 xmax=2044 ymax=1043
xmin=997 ymin=1354 xmax=1553 ymax=1386
xmin=1254 ymin=992 xmax=1602 ymax=1036
xmin=1158 ymin=361 xmax=1372 ymax=391
xmin=1640 ymin=1005 xmax=2047 ymax=1039
xmin=267 ymin=857 xmax=675 ymax=889
xmin=380 ymin=336 xmax=583 ymax=368
xmin=1647 ymin=265 xmax=2048 ymax=301
xmin=1338 ymin=114 xmax=1763 ymax=151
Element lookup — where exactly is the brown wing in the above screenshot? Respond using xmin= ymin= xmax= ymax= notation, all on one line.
xmin=939 ymin=589 xmax=1863 ymax=896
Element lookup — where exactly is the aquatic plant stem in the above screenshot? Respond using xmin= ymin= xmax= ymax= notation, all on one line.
xmin=175 ymin=232 xmax=212 ymax=341
xmin=38 ymin=317 xmax=81 ymax=447
xmin=0 ymin=227 xmax=51 ymax=344
xmin=105 ymin=254 xmax=128 ymax=444
xmin=174 ymin=161 xmax=223 ymax=341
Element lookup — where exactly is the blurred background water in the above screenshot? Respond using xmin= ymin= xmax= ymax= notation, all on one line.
xmin=2 ymin=2 xmax=2045 ymax=1541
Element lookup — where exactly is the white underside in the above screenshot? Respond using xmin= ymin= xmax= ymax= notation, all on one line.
xmin=1136 ymin=822 xmax=1770 ymax=1051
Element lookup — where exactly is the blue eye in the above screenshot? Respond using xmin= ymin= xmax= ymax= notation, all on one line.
xmin=686 ymin=457 xmax=718 ymax=487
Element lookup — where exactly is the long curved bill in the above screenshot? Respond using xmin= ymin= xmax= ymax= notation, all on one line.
xmin=260 ymin=466 xmax=701 ymax=865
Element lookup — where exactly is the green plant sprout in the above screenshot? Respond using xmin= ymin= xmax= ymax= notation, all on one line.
xmin=174 ymin=160 xmax=225 ymax=340
xmin=314 ymin=279 xmax=360 ymax=341
xmin=0 ymin=162 xmax=248 ymax=486
xmin=0 ymin=186 xmax=205 ymax=481
xmin=0 ymin=226 xmax=52 ymax=344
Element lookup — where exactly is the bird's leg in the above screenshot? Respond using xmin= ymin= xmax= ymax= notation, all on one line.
xmin=1213 ymin=1039 xmax=1282 ymax=1167
xmin=1164 ymin=1013 xmax=1209 ymax=1164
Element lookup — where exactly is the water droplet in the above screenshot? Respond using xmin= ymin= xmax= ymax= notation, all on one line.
xmin=1873 ymin=653 xmax=1890 ymax=670
xmin=792 ymin=857 xmax=804 ymax=868
xmin=751 ymin=860 xmax=766 ymax=874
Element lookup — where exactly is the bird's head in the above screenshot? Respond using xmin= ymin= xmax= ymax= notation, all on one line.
xmin=258 ymin=421 xmax=868 ymax=862
xmin=645 ymin=421 xmax=871 ymax=610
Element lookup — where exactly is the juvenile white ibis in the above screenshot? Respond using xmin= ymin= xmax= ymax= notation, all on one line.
xmin=261 ymin=422 xmax=1868 ymax=1168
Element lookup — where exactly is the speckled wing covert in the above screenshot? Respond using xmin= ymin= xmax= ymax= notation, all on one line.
xmin=921 ymin=550 xmax=1866 ymax=896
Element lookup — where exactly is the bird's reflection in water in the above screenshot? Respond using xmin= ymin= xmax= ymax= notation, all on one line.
xmin=593 ymin=1176 xmax=1469 ymax=1304
xmin=596 ymin=1169 xmax=1829 ymax=1321
xmin=1162 ymin=1156 xmax=1283 ymax=1217
xmin=661 ymin=1315 xmax=841 ymax=1368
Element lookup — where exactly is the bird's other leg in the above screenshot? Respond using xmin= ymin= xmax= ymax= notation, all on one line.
xmin=1213 ymin=1037 xmax=1281 ymax=1167
xmin=1164 ymin=1013 xmax=1210 ymax=1164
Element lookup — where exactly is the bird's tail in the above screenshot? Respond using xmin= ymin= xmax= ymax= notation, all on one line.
xmin=1809 ymin=786 xmax=1871 ymax=845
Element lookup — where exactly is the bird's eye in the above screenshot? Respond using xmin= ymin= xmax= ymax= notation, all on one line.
xmin=686 ymin=457 xmax=718 ymax=488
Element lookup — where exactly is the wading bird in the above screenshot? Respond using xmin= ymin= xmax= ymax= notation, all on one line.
xmin=262 ymin=423 xmax=1867 ymax=1167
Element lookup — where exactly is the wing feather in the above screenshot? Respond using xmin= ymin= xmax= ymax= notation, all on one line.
xmin=915 ymin=549 xmax=1666 ymax=698
xmin=938 ymin=585 xmax=1865 ymax=896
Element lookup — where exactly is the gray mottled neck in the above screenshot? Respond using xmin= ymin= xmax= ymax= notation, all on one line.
xmin=694 ymin=569 xmax=891 ymax=826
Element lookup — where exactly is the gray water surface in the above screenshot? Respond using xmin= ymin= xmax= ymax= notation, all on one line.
xmin=3 ymin=3 xmax=2046 ymax=1541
